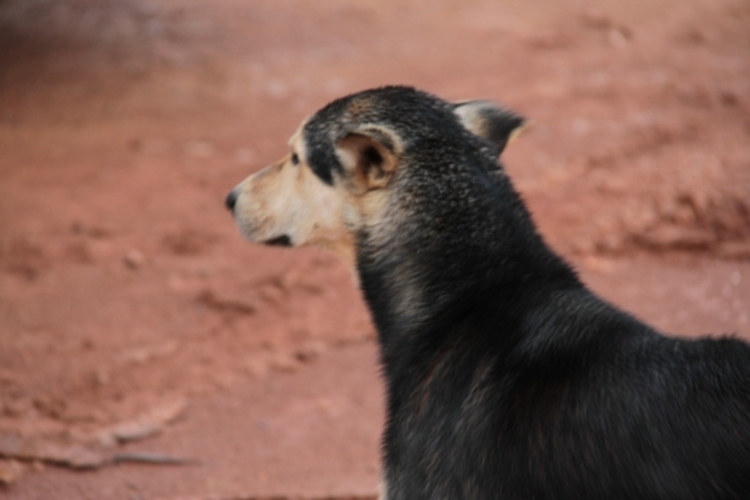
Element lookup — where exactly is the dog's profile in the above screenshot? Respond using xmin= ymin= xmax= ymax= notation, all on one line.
xmin=226 ymin=86 xmax=750 ymax=499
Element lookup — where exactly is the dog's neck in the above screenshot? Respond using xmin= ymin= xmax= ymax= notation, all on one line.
xmin=354 ymin=166 xmax=580 ymax=367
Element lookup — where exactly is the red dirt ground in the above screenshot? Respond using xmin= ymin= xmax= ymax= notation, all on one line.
xmin=0 ymin=0 xmax=749 ymax=498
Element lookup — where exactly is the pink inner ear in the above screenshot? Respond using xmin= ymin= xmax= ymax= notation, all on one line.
xmin=336 ymin=133 xmax=383 ymax=168
xmin=335 ymin=133 xmax=372 ymax=171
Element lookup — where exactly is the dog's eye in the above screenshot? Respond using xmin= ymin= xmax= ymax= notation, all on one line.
xmin=291 ymin=152 xmax=300 ymax=165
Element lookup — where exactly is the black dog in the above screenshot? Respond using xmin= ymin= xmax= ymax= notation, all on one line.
xmin=227 ymin=86 xmax=750 ymax=499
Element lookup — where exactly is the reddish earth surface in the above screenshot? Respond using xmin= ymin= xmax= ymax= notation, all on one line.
xmin=1 ymin=0 xmax=749 ymax=498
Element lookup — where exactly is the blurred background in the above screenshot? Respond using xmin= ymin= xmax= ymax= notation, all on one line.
xmin=0 ymin=0 xmax=748 ymax=498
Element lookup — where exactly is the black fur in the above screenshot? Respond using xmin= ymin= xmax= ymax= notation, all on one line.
xmin=303 ymin=87 xmax=750 ymax=499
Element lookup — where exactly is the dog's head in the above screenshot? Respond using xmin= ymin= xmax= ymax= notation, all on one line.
xmin=226 ymin=86 xmax=526 ymax=267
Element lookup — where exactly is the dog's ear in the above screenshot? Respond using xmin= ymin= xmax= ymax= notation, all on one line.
xmin=335 ymin=125 xmax=401 ymax=190
xmin=453 ymin=100 xmax=527 ymax=156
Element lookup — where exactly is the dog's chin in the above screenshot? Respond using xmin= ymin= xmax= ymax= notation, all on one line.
xmin=237 ymin=224 xmax=292 ymax=247
xmin=263 ymin=234 xmax=293 ymax=247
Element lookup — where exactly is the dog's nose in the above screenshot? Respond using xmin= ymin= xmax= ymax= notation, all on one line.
xmin=225 ymin=189 xmax=239 ymax=212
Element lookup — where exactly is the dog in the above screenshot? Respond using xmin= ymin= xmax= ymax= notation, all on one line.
xmin=226 ymin=86 xmax=750 ymax=499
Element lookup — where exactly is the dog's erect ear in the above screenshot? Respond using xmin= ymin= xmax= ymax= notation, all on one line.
xmin=335 ymin=125 xmax=401 ymax=190
xmin=453 ymin=100 xmax=527 ymax=156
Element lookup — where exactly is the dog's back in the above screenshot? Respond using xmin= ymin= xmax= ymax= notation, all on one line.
xmin=386 ymin=284 xmax=750 ymax=499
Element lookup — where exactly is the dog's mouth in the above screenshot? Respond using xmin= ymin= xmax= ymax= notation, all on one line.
xmin=263 ymin=235 xmax=292 ymax=247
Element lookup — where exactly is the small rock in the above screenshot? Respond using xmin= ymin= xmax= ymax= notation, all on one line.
xmin=0 ymin=459 xmax=24 ymax=486
xmin=609 ymin=28 xmax=631 ymax=49
xmin=271 ymin=352 xmax=301 ymax=373
xmin=295 ymin=341 xmax=327 ymax=363
xmin=124 ymin=250 xmax=144 ymax=270
xmin=580 ymin=12 xmax=613 ymax=30
xmin=259 ymin=283 xmax=286 ymax=305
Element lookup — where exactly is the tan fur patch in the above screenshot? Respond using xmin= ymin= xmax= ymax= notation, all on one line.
xmin=345 ymin=96 xmax=376 ymax=117
xmin=507 ymin=120 xmax=531 ymax=145
xmin=231 ymin=120 xmax=359 ymax=269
